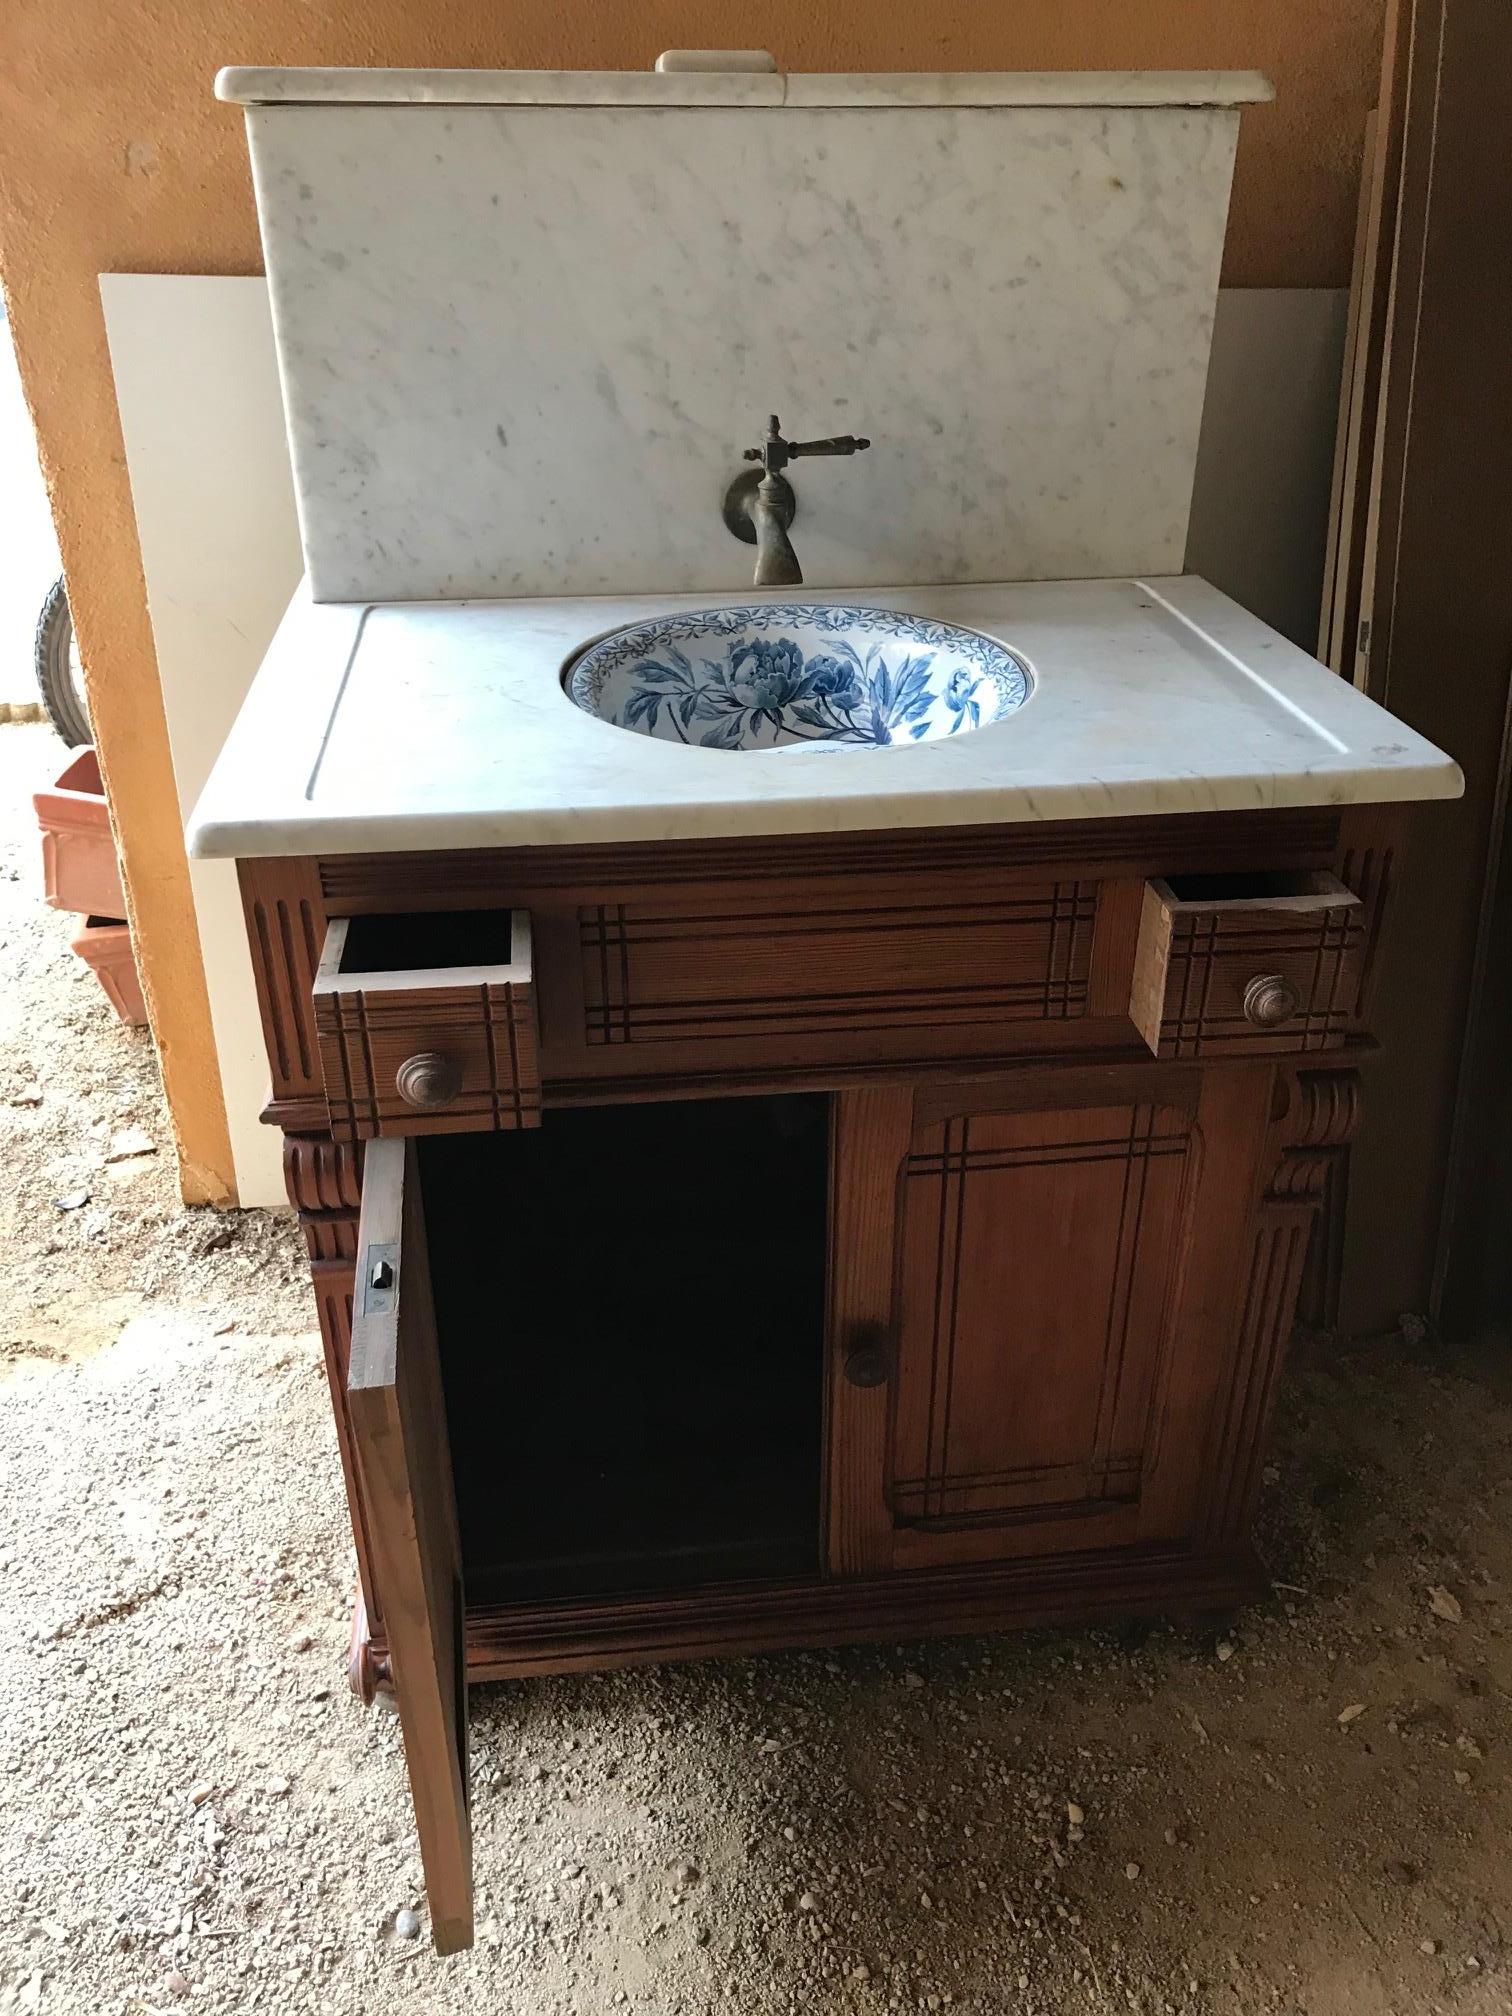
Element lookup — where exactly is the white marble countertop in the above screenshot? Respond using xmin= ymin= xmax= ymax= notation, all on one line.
xmin=216 ymin=67 xmax=1275 ymax=108
xmin=187 ymin=576 xmax=1462 ymax=860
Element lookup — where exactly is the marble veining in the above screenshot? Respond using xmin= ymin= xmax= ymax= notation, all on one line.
xmin=186 ymin=575 xmax=1463 ymax=861
xmin=565 ymin=603 xmax=1032 ymax=751
xmin=244 ymin=96 xmax=1242 ymax=601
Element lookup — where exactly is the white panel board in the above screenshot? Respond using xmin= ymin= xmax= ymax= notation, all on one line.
xmin=101 ymin=273 xmax=303 ymax=1208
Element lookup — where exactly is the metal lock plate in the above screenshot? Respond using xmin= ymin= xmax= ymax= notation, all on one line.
xmin=362 ymin=1242 xmax=399 ymax=1316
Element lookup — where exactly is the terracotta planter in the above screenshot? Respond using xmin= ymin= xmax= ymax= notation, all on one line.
xmin=33 ymin=747 xmax=124 ymax=918
xmin=69 ymin=916 xmax=148 ymax=1027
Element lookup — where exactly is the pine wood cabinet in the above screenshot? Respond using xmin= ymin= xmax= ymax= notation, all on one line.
xmin=237 ymin=804 xmax=1391 ymax=1948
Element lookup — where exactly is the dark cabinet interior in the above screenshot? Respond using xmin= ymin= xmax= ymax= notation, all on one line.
xmin=420 ymin=1093 xmax=830 ymax=1604
xmin=340 ymin=907 xmax=518 ymax=971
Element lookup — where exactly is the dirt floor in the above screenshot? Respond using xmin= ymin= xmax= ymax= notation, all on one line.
xmin=0 ymin=718 xmax=1509 ymax=2015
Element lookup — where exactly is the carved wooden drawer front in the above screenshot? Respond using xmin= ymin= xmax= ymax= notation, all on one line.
xmin=1130 ymin=872 xmax=1365 ymax=1060
xmin=313 ymin=911 xmax=540 ymax=1140
xmin=576 ymin=882 xmax=1098 ymax=1055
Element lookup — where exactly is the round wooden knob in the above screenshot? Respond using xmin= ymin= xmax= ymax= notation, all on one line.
xmin=1242 ymin=973 xmax=1302 ymax=1030
xmin=395 ymin=1051 xmax=463 ymax=1110
xmin=843 ymin=1327 xmax=892 ymax=1389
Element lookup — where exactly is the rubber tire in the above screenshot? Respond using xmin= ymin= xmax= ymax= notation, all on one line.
xmin=34 ymin=576 xmax=91 ymax=747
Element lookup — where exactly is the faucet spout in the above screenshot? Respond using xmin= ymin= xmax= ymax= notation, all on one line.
xmin=723 ymin=414 xmax=870 ymax=588
xmin=751 ymin=472 xmax=802 ymax=587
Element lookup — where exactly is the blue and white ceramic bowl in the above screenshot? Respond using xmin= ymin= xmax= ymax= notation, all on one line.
xmin=563 ymin=603 xmax=1032 ymax=753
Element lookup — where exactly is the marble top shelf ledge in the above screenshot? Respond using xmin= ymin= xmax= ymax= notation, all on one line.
xmin=214 ymin=66 xmax=1276 ymax=110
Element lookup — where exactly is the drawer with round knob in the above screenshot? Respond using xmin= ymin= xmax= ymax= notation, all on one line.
xmin=312 ymin=910 xmax=540 ymax=1140
xmin=1129 ymin=871 xmax=1367 ymax=1060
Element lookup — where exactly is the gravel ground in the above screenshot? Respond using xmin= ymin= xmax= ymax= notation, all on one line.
xmin=1 ymin=718 xmax=1509 ymax=2015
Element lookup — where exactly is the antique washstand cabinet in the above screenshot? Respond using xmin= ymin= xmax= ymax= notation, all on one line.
xmin=194 ymin=61 xmax=1461 ymax=1947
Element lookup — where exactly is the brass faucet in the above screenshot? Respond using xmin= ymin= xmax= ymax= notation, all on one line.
xmin=723 ymin=415 xmax=871 ymax=587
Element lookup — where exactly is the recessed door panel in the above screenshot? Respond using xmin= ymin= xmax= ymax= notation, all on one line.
xmin=891 ymin=1104 xmax=1192 ymax=1527
xmin=827 ymin=1066 xmax=1274 ymax=1577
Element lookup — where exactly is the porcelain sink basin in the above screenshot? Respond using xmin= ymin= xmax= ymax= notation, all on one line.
xmin=564 ymin=603 xmax=1031 ymax=752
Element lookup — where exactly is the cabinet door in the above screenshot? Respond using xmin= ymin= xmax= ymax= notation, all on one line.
xmin=827 ymin=1065 xmax=1274 ymax=1576
xmin=349 ymin=1138 xmax=473 ymax=1952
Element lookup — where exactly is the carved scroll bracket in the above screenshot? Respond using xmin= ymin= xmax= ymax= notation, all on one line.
xmin=284 ymin=1134 xmax=364 ymax=1263
xmin=1265 ymin=1068 xmax=1362 ymax=1206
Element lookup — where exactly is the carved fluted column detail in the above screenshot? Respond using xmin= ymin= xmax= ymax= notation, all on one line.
xmin=1210 ymin=1068 xmax=1362 ymax=1540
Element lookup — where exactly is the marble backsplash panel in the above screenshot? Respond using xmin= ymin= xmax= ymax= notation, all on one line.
xmin=247 ymin=101 xmax=1241 ymax=601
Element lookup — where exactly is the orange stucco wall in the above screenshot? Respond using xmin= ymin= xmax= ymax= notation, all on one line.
xmin=0 ymin=2 xmax=1384 ymax=1203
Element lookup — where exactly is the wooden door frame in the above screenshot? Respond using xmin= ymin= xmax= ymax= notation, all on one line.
xmin=349 ymin=1139 xmax=474 ymax=1952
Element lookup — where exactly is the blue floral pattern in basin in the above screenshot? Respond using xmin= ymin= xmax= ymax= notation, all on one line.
xmin=564 ymin=604 xmax=1032 ymax=752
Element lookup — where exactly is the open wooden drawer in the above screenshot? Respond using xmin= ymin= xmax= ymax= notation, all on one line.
xmin=349 ymin=1137 xmax=474 ymax=1952
xmin=1129 ymin=870 xmax=1365 ymax=1059
xmin=313 ymin=910 xmax=540 ymax=1140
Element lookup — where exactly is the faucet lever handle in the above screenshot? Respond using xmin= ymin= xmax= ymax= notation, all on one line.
xmin=789 ymin=435 xmax=871 ymax=458
xmin=740 ymin=419 xmax=871 ymax=471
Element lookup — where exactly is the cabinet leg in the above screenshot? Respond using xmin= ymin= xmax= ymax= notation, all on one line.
xmin=347 ymin=1587 xmax=393 ymax=1703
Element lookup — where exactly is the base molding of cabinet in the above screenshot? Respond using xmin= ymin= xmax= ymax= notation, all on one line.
xmin=427 ymin=1543 xmax=1274 ymax=1683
